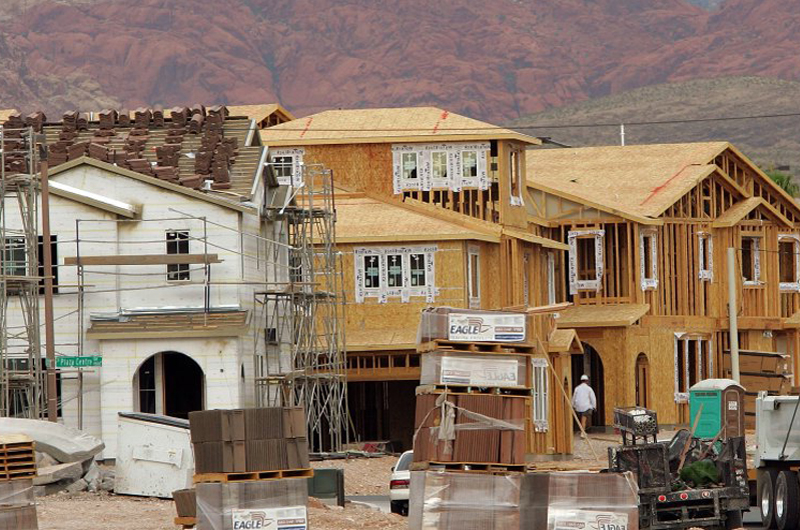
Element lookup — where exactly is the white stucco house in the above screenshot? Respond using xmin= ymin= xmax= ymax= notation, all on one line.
xmin=3 ymin=108 xmax=291 ymax=458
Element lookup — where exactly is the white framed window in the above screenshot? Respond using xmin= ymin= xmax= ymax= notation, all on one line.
xmin=462 ymin=151 xmax=478 ymax=180
xmin=354 ymin=246 xmax=437 ymax=303
xmin=166 ymin=231 xmax=190 ymax=281
xmin=640 ymin=229 xmax=658 ymax=291
xmin=268 ymin=148 xmax=304 ymax=187
xmin=741 ymin=236 xmax=762 ymax=286
xmin=509 ymin=149 xmax=523 ymax=206
xmin=779 ymin=234 xmax=800 ymax=292
xmin=431 ymin=152 xmax=448 ymax=181
xmin=401 ymin=152 xmax=418 ymax=181
xmin=532 ymin=357 xmax=549 ymax=432
xmin=567 ymin=230 xmax=604 ymax=294
xmin=547 ymin=252 xmax=557 ymax=305
xmin=410 ymin=254 xmax=426 ymax=287
xmin=673 ymin=334 xmax=713 ymax=403
xmin=391 ymin=143 xmax=489 ymax=194
xmin=468 ymin=245 xmax=481 ymax=309
xmin=698 ymin=232 xmax=713 ymax=281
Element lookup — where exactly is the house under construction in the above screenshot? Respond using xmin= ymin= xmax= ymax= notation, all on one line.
xmin=0 ymin=106 xmax=347 ymax=456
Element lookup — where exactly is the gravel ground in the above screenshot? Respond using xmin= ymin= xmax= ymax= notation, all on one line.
xmin=37 ymin=492 xmax=406 ymax=530
xmin=311 ymin=455 xmax=396 ymax=496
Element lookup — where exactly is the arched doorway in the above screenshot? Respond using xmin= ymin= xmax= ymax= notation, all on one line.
xmin=133 ymin=352 xmax=204 ymax=419
xmin=635 ymin=353 xmax=650 ymax=408
xmin=571 ymin=342 xmax=605 ymax=427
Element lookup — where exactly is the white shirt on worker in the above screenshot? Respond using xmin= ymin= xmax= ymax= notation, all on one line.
xmin=572 ymin=382 xmax=597 ymax=412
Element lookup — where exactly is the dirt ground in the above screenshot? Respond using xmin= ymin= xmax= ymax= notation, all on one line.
xmin=38 ymin=491 xmax=406 ymax=530
xmin=311 ymin=455 xmax=396 ymax=495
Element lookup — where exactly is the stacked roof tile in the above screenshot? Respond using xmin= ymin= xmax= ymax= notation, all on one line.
xmin=2 ymin=105 xmax=264 ymax=197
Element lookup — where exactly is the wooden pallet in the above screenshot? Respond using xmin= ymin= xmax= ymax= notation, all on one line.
xmin=418 ymin=340 xmax=536 ymax=355
xmin=416 ymin=384 xmax=532 ymax=397
xmin=174 ymin=516 xmax=196 ymax=529
xmin=193 ymin=468 xmax=314 ymax=484
xmin=410 ymin=461 xmax=526 ymax=474
xmin=0 ymin=437 xmax=36 ymax=480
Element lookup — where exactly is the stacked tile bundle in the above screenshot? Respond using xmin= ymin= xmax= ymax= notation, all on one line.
xmin=412 ymin=307 xmax=535 ymax=469
xmin=0 ymin=435 xmax=38 ymax=530
xmin=2 ymin=112 xmax=32 ymax=174
xmin=189 ymin=407 xmax=310 ymax=474
xmin=188 ymin=408 xmax=311 ymax=530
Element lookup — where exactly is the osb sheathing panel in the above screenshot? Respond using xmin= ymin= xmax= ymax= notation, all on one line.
xmin=304 ymin=144 xmax=395 ymax=199
xmin=497 ymin=141 xmax=528 ymax=230
xmin=340 ymin=240 xmax=466 ymax=351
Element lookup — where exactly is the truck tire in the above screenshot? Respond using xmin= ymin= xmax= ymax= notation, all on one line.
xmin=761 ymin=468 xmax=780 ymax=529
xmin=775 ymin=470 xmax=800 ymax=530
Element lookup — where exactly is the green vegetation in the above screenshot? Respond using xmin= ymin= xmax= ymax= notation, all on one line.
xmin=765 ymin=169 xmax=799 ymax=197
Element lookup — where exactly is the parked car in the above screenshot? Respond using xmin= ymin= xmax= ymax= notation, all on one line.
xmin=389 ymin=450 xmax=413 ymax=515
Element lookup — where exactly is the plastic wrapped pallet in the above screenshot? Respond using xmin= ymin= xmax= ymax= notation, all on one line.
xmin=409 ymin=470 xmax=522 ymax=530
xmin=417 ymin=307 xmax=530 ymax=344
xmin=420 ymin=351 xmax=530 ymax=388
xmin=519 ymin=472 xmax=639 ymax=530
xmin=0 ymin=478 xmax=38 ymax=530
xmin=196 ymin=478 xmax=308 ymax=530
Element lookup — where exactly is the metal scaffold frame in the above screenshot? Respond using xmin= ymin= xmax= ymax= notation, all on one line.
xmin=255 ymin=163 xmax=349 ymax=452
xmin=0 ymin=126 xmax=45 ymax=418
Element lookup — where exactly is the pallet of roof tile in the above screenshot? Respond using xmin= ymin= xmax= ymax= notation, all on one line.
xmin=134 ymin=108 xmax=152 ymax=128
xmin=417 ymin=340 xmax=536 ymax=355
xmin=117 ymin=111 xmax=131 ymax=127
xmin=152 ymin=107 xmax=165 ymax=128
xmin=98 ymin=109 xmax=117 ymax=129
xmin=170 ymin=107 xmax=189 ymax=126
xmin=410 ymin=461 xmax=526 ymax=474
xmin=193 ymin=468 xmax=313 ymax=484
xmin=24 ymin=112 xmax=45 ymax=132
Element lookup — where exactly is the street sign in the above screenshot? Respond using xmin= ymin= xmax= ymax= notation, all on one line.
xmin=51 ymin=356 xmax=102 ymax=368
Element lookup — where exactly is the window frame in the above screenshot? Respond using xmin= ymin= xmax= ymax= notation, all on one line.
xmin=640 ymin=229 xmax=658 ymax=291
xmin=741 ymin=235 xmax=762 ymax=286
xmin=386 ymin=253 xmax=404 ymax=289
xmin=547 ymin=251 xmax=557 ymax=305
xmin=698 ymin=232 xmax=713 ymax=281
xmin=401 ymin=152 xmax=418 ymax=181
xmin=431 ymin=151 xmax=448 ymax=181
xmin=509 ymin=149 xmax=523 ymax=206
xmin=361 ymin=254 xmax=382 ymax=292
xmin=166 ymin=230 xmax=191 ymax=282
xmin=531 ymin=357 xmax=549 ymax=432
xmin=354 ymin=246 xmax=436 ymax=303
xmin=567 ymin=230 xmax=604 ymax=294
xmin=3 ymin=236 xmax=27 ymax=278
xmin=779 ymin=234 xmax=800 ymax=292
xmin=409 ymin=253 xmax=426 ymax=288
xmin=468 ymin=245 xmax=481 ymax=309
xmin=461 ymin=150 xmax=479 ymax=181
xmin=673 ymin=334 xmax=713 ymax=403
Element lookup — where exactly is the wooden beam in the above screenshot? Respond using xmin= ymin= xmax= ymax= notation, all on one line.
xmin=64 ymin=253 xmax=222 ymax=266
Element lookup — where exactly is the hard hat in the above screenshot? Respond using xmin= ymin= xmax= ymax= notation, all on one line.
xmin=581 ymin=374 xmax=589 ymax=381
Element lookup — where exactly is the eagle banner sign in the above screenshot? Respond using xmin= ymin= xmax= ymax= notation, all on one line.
xmin=447 ymin=312 xmax=526 ymax=342
xmin=552 ymin=510 xmax=629 ymax=530
xmin=230 ymin=506 xmax=307 ymax=530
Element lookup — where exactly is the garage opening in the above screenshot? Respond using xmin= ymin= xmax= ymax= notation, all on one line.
xmin=134 ymin=351 xmax=204 ymax=419
xmin=348 ymin=380 xmax=417 ymax=452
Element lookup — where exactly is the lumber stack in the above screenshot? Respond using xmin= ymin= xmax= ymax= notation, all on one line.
xmin=0 ymin=435 xmax=38 ymax=530
xmin=187 ymin=407 xmax=311 ymax=530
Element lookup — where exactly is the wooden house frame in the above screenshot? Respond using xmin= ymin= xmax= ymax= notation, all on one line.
xmin=261 ymin=107 xmax=584 ymax=453
xmin=527 ymin=142 xmax=800 ymax=425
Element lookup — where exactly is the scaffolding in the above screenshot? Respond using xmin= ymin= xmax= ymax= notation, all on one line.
xmin=255 ymin=164 xmax=349 ymax=452
xmin=0 ymin=126 xmax=45 ymax=418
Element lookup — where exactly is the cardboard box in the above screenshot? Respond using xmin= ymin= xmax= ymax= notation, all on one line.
xmin=282 ymin=407 xmax=306 ymax=439
xmin=196 ymin=478 xmax=308 ymax=530
xmin=244 ymin=408 xmax=283 ymax=440
xmin=245 ymin=439 xmax=288 ymax=472
xmin=172 ymin=488 xmax=196 ymax=518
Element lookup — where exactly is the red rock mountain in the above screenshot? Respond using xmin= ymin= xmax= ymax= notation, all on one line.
xmin=0 ymin=0 xmax=796 ymax=121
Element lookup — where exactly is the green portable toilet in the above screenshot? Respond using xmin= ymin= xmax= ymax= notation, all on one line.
xmin=689 ymin=378 xmax=745 ymax=439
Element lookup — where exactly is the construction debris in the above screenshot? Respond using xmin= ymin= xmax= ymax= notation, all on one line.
xmin=0 ymin=418 xmax=104 ymax=463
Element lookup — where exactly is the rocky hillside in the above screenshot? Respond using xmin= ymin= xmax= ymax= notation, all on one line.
xmin=0 ymin=0 xmax=797 ymax=123
xmin=510 ymin=76 xmax=800 ymax=173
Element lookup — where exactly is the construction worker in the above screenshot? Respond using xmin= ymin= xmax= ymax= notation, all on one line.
xmin=572 ymin=374 xmax=597 ymax=439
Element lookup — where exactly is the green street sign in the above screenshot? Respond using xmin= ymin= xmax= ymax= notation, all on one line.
xmin=53 ymin=356 xmax=102 ymax=368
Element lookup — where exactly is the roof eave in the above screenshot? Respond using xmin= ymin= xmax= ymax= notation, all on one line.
xmin=262 ymin=132 xmax=540 ymax=147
